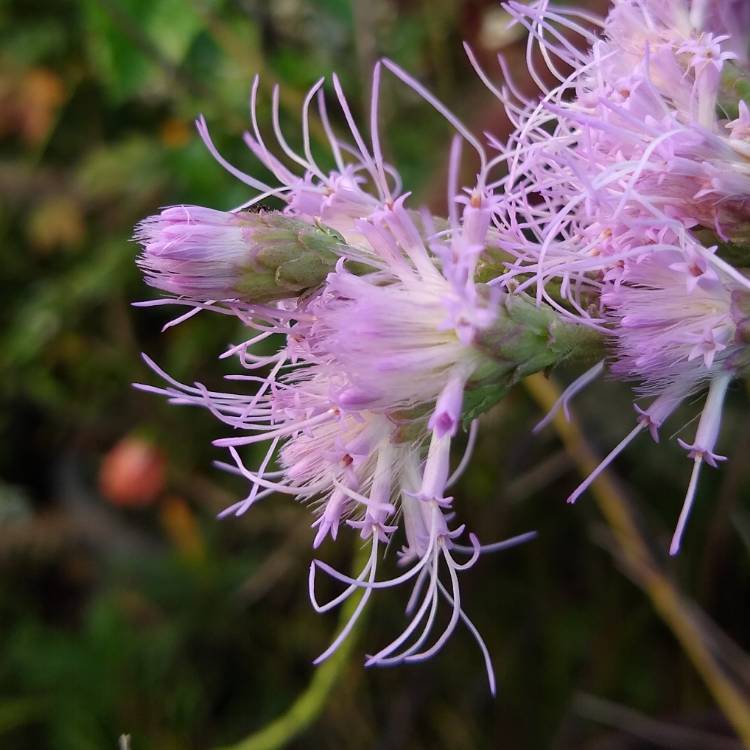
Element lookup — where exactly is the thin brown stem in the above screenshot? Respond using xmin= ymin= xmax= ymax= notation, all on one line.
xmin=524 ymin=372 xmax=750 ymax=748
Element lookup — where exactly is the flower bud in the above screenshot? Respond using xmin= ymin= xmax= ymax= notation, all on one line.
xmin=135 ymin=206 xmax=345 ymax=303
xmin=461 ymin=293 xmax=604 ymax=423
xmin=474 ymin=293 xmax=604 ymax=377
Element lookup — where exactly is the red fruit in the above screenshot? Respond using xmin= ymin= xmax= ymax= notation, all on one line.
xmin=99 ymin=436 xmax=166 ymax=507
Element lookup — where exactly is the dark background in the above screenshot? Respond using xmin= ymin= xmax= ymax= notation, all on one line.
xmin=2 ymin=0 xmax=749 ymax=748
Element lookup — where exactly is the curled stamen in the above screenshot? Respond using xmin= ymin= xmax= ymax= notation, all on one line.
xmin=313 ymin=537 xmax=379 ymax=664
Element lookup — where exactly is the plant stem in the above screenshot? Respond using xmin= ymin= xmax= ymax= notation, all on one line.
xmin=214 ymin=546 xmax=368 ymax=750
xmin=524 ymin=372 xmax=750 ymax=748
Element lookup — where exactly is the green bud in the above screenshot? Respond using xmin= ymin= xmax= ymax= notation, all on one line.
xmin=476 ymin=293 xmax=604 ymax=374
xmin=136 ymin=206 xmax=347 ymax=304
xmin=235 ymin=214 xmax=346 ymax=302
xmin=463 ymin=293 xmax=604 ymax=424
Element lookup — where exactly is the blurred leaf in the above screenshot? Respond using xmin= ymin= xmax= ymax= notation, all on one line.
xmin=0 ymin=697 xmax=45 ymax=735
xmin=3 ymin=238 xmax=134 ymax=368
xmin=0 ymin=20 xmax=67 ymax=67
xmin=25 ymin=195 xmax=85 ymax=253
xmin=80 ymin=0 xmax=207 ymax=102
xmin=75 ymin=136 xmax=166 ymax=201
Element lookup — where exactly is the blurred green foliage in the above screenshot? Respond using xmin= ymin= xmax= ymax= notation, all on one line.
xmin=1 ymin=0 xmax=749 ymax=748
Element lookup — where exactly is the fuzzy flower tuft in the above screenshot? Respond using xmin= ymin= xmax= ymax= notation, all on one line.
xmin=482 ymin=0 xmax=750 ymax=553
xmin=132 ymin=66 xmax=590 ymax=690
xmin=135 ymin=206 xmax=349 ymax=303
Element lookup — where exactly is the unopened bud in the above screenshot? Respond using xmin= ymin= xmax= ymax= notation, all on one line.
xmin=462 ymin=293 xmax=604 ymax=422
xmin=475 ymin=293 xmax=604 ymax=376
xmin=135 ymin=206 xmax=345 ymax=303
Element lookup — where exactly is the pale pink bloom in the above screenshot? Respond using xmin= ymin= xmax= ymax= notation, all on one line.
xmin=196 ymin=67 xmax=400 ymax=248
xmin=135 ymin=67 xmax=537 ymax=690
xmin=566 ymin=236 xmax=745 ymax=553
xmin=478 ymin=0 xmax=750 ymax=552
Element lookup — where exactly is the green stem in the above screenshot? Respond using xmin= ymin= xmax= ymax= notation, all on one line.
xmin=213 ymin=546 xmax=368 ymax=750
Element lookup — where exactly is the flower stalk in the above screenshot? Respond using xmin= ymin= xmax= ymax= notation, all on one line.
xmin=524 ymin=372 xmax=750 ymax=748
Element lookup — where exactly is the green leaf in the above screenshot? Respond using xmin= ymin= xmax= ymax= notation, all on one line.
xmin=80 ymin=0 xmax=206 ymax=102
xmin=461 ymin=382 xmax=509 ymax=427
xmin=75 ymin=136 xmax=166 ymax=200
xmin=0 ymin=697 xmax=45 ymax=735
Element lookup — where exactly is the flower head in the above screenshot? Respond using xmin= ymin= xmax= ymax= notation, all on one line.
xmin=195 ymin=68 xmax=400 ymax=247
xmin=133 ymin=66 xmax=565 ymax=690
xmin=490 ymin=0 xmax=750 ymax=553
xmin=603 ymin=241 xmax=737 ymax=389
xmin=135 ymin=206 xmax=347 ymax=303
xmin=495 ymin=0 xmax=750 ymax=283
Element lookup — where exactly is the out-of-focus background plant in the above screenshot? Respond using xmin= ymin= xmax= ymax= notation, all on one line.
xmin=2 ymin=0 xmax=749 ymax=748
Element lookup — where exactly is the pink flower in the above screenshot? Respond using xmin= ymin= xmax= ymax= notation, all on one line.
xmin=494 ymin=0 xmax=750 ymax=284
xmin=135 ymin=68 xmax=539 ymax=691
xmin=195 ymin=69 xmax=398 ymax=247
xmin=483 ymin=1 xmax=750 ymax=552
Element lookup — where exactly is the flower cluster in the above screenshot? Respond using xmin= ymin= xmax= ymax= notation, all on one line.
xmin=488 ymin=0 xmax=750 ymax=553
xmin=133 ymin=0 xmax=750 ymax=688
xmin=134 ymin=63 xmax=588 ymax=692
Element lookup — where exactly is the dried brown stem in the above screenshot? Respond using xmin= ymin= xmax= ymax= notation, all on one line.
xmin=524 ymin=373 xmax=750 ymax=748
